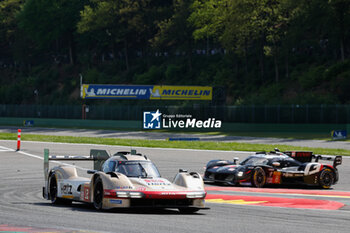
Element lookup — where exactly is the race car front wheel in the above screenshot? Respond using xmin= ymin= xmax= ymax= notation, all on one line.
xmin=319 ymin=168 xmax=335 ymax=189
xmin=93 ymin=177 xmax=104 ymax=210
xmin=251 ymin=167 xmax=266 ymax=188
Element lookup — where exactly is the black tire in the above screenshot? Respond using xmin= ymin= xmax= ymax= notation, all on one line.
xmin=49 ymin=174 xmax=71 ymax=204
xmin=178 ymin=208 xmax=199 ymax=214
xmin=251 ymin=167 xmax=266 ymax=188
xmin=319 ymin=168 xmax=335 ymax=189
xmin=93 ymin=177 xmax=104 ymax=210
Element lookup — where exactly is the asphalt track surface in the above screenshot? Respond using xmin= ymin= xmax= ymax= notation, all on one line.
xmin=1 ymin=126 xmax=350 ymax=150
xmin=1 ymin=140 xmax=350 ymax=233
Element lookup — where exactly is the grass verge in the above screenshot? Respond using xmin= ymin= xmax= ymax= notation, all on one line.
xmin=0 ymin=132 xmax=349 ymax=156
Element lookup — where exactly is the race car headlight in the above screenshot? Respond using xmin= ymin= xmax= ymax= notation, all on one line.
xmin=186 ymin=192 xmax=206 ymax=198
xmin=237 ymin=171 xmax=244 ymax=177
xmin=115 ymin=191 xmax=144 ymax=198
xmin=129 ymin=192 xmax=144 ymax=198
xmin=115 ymin=191 xmax=128 ymax=198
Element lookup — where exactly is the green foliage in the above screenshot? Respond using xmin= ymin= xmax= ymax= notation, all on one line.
xmin=84 ymin=68 xmax=109 ymax=83
xmin=77 ymin=1 xmax=113 ymax=33
xmin=294 ymin=92 xmax=338 ymax=105
xmin=190 ymin=0 xmax=297 ymax=52
xmin=0 ymin=0 xmax=349 ymax=105
xmin=164 ymin=64 xmax=183 ymax=84
xmin=134 ymin=65 xmax=165 ymax=84
xmin=0 ymin=0 xmax=23 ymax=39
xmin=0 ymin=0 xmax=24 ymax=62
xmin=297 ymin=65 xmax=325 ymax=89
xmin=189 ymin=0 xmax=225 ymax=41
xmin=331 ymin=70 xmax=350 ymax=103
xmin=17 ymin=0 xmax=85 ymax=46
xmin=242 ymin=83 xmax=284 ymax=104
xmin=324 ymin=60 xmax=350 ymax=80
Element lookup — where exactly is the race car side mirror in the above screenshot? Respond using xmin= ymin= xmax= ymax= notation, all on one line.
xmin=334 ymin=156 xmax=342 ymax=167
xmin=189 ymin=172 xmax=200 ymax=178
xmin=272 ymin=162 xmax=280 ymax=167
xmin=179 ymin=169 xmax=188 ymax=173
xmin=233 ymin=157 xmax=239 ymax=164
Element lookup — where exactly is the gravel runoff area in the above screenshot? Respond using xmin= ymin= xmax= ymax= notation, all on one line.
xmin=0 ymin=126 xmax=349 ymax=150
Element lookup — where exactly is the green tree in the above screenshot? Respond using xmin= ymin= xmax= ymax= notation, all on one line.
xmin=153 ymin=0 xmax=195 ymax=70
xmin=190 ymin=0 xmax=300 ymax=82
xmin=189 ymin=0 xmax=226 ymax=47
xmin=0 ymin=0 xmax=24 ymax=63
xmin=78 ymin=0 xmax=172 ymax=71
xmin=328 ymin=0 xmax=350 ymax=61
xmin=17 ymin=0 xmax=87 ymax=64
xmin=287 ymin=0 xmax=349 ymax=61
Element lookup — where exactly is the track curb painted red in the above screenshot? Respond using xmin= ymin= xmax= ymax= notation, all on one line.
xmin=0 ymin=224 xmax=94 ymax=233
xmin=205 ymin=186 xmax=350 ymax=198
xmin=205 ymin=194 xmax=345 ymax=210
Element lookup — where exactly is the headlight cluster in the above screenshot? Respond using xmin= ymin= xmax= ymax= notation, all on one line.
xmin=115 ymin=191 xmax=144 ymax=198
xmin=186 ymin=192 xmax=206 ymax=198
xmin=237 ymin=171 xmax=244 ymax=177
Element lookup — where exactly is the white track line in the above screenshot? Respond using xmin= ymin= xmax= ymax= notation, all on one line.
xmin=2 ymin=139 xmax=348 ymax=157
xmin=1 ymin=139 xmax=348 ymax=158
xmin=0 ymin=145 xmax=88 ymax=171
xmin=0 ymin=140 xmax=254 ymax=154
xmin=0 ymin=145 xmax=14 ymax=152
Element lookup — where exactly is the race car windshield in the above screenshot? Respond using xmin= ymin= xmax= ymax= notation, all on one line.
xmin=283 ymin=157 xmax=303 ymax=166
xmin=240 ymin=157 xmax=269 ymax=166
xmin=115 ymin=162 xmax=161 ymax=178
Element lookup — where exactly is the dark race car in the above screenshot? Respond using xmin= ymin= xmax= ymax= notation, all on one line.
xmin=204 ymin=149 xmax=342 ymax=189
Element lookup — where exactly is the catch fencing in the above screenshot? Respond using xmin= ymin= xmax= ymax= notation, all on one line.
xmin=0 ymin=104 xmax=349 ymax=124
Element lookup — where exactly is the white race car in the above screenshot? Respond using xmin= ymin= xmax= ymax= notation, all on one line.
xmin=43 ymin=149 xmax=207 ymax=213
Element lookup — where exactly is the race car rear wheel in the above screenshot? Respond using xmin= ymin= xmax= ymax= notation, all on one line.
xmin=49 ymin=174 xmax=71 ymax=204
xmin=93 ymin=177 xmax=104 ymax=210
xmin=251 ymin=167 xmax=266 ymax=188
xmin=319 ymin=168 xmax=334 ymax=189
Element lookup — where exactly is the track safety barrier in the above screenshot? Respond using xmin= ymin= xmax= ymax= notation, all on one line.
xmin=16 ymin=129 xmax=21 ymax=151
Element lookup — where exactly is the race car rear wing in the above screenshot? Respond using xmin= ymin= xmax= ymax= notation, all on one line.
xmin=314 ymin=155 xmax=342 ymax=168
xmin=43 ymin=148 xmax=110 ymax=182
xmin=284 ymin=151 xmax=314 ymax=162
xmin=284 ymin=151 xmax=342 ymax=167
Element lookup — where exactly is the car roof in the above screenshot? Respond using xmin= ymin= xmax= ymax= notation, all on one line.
xmin=109 ymin=152 xmax=150 ymax=162
xmin=252 ymin=152 xmax=290 ymax=159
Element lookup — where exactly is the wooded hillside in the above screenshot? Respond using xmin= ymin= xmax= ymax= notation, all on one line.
xmin=0 ymin=0 xmax=349 ymax=105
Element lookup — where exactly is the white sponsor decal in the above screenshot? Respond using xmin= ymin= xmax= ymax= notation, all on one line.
xmin=304 ymin=163 xmax=321 ymax=175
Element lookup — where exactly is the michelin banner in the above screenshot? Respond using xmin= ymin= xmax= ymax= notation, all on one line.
xmin=81 ymin=84 xmax=212 ymax=100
